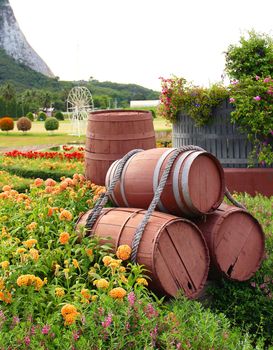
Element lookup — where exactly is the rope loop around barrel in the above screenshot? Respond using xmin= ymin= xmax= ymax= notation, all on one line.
xmin=85 ymin=149 xmax=143 ymax=230
xmin=130 ymin=145 xmax=205 ymax=262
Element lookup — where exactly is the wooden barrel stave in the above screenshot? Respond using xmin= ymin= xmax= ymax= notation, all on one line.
xmin=195 ymin=203 xmax=265 ymax=281
xmin=77 ymin=207 xmax=210 ymax=298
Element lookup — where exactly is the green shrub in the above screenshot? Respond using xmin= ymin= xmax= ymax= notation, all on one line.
xmin=37 ymin=111 xmax=47 ymax=121
xmin=44 ymin=116 xmax=59 ymax=131
xmin=26 ymin=111 xmax=34 ymax=121
xmin=225 ymin=30 xmax=273 ymax=80
xmin=54 ymin=111 xmax=64 ymax=120
xmin=16 ymin=116 xmax=32 ymax=132
xmin=0 ymin=116 xmax=14 ymax=131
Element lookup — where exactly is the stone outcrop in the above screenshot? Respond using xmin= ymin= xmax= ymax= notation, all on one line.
xmin=0 ymin=0 xmax=54 ymax=77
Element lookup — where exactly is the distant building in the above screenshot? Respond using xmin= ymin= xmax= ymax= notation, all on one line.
xmin=130 ymin=100 xmax=160 ymax=108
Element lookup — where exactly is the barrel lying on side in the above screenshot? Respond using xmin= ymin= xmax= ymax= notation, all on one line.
xmin=106 ymin=148 xmax=225 ymax=217
xmin=76 ymin=207 xmax=210 ymax=299
xmin=85 ymin=110 xmax=156 ymax=185
xmin=194 ymin=203 xmax=265 ymax=281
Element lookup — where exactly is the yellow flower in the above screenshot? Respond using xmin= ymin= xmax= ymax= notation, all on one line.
xmin=120 ymin=274 xmax=128 ymax=284
xmin=116 ymin=245 xmax=132 ymax=261
xmin=22 ymin=239 xmax=37 ymax=248
xmin=102 ymin=256 xmax=113 ymax=266
xmin=59 ymin=210 xmax=73 ymax=221
xmin=16 ymin=274 xmax=46 ymax=290
xmin=0 ymin=261 xmax=9 ymax=269
xmin=0 ymin=277 xmax=5 ymax=290
xmin=16 ymin=247 xmax=26 ymax=254
xmin=94 ymin=278 xmax=109 ymax=289
xmin=109 ymin=259 xmax=122 ymax=269
xmin=119 ymin=266 xmax=126 ymax=273
xmin=91 ymin=295 xmax=98 ymax=301
xmin=29 ymin=248 xmax=39 ymax=262
xmin=26 ymin=222 xmax=37 ymax=231
xmin=109 ymin=287 xmax=127 ymax=299
xmin=59 ymin=232 xmax=70 ymax=244
xmin=72 ymin=259 xmax=79 ymax=269
xmin=136 ymin=278 xmax=148 ymax=286
xmin=55 ymin=287 xmax=65 ymax=297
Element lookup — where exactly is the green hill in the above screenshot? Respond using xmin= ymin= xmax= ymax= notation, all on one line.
xmin=0 ymin=48 xmax=159 ymax=112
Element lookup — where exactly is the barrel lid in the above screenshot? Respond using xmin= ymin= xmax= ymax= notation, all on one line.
xmin=153 ymin=219 xmax=209 ymax=298
xmin=212 ymin=206 xmax=265 ymax=281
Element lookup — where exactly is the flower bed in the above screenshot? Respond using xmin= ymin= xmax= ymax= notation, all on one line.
xmin=0 ymin=176 xmax=265 ymax=349
xmin=0 ymin=170 xmax=33 ymax=192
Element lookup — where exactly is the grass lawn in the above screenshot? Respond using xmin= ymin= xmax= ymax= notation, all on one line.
xmin=0 ymin=118 xmax=172 ymax=148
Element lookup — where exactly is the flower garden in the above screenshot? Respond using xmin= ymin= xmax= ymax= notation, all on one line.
xmin=0 ymin=144 xmax=272 ymax=350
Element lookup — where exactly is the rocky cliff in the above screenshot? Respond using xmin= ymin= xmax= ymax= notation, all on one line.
xmin=0 ymin=0 xmax=54 ymax=77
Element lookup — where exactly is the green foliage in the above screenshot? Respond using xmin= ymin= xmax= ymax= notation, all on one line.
xmin=37 ymin=111 xmax=47 ymax=121
xmin=26 ymin=112 xmax=34 ymax=121
xmin=158 ymin=76 xmax=228 ymax=125
xmin=225 ymin=30 xmax=273 ymax=80
xmin=0 ymin=116 xmax=14 ymax=131
xmin=0 ymin=170 xmax=32 ymax=192
xmin=16 ymin=117 xmax=32 ymax=132
xmin=229 ymin=76 xmax=273 ymax=166
xmin=54 ymin=111 xmax=64 ymax=120
xmin=44 ymin=117 xmax=59 ymax=131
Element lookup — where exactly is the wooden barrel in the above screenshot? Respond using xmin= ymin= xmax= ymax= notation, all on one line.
xmin=76 ymin=207 xmax=210 ymax=298
xmin=85 ymin=109 xmax=156 ymax=185
xmin=106 ymin=148 xmax=225 ymax=217
xmin=195 ymin=203 xmax=265 ymax=281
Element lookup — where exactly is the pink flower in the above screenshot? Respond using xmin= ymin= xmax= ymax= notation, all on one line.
xmin=264 ymin=77 xmax=271 ymax=83
xmin=250 ymin=282 xmax=256 ymax=288
xmin=102 ymin=313 xmax=112 ymax=328
xmin=231 ymin=80 xmax=239 ymax=85
xmin=229 ymin=97 xmax=235 ymax=103
xmin=24 ymin=336 xmax=31 ymax=346
xmin=253 ymin=96 xmax=261 ymax=101
xmin=255 ymin=75 xmax=260 ymax=80
xmin=42 ymin=324 xmax=50 ymax=335
xmin=127 ymin=291 xmax=135 ymax=306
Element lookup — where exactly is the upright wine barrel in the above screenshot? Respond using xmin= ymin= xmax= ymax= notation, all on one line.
xmin=195 ymin=203 xmax=265 ymax=281
xmin=106 ymin=148 xmax=225 ymax=217
xmin=76 ymin=207 xmax=210 ymax=298
xmin=85 ymin=110 xmax=156 ymax=185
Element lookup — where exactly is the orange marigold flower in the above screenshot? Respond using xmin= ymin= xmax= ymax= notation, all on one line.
xmin=29 ymin=248 xmax=39 ymax=261
xmin=16 ymin=247 xmax=27 ymax=254
xmin=0 ymin=261 xmax=9 ymax=269
xmin=26 ymin=222 xmax=37 ymax=231
xmin=61 ymin=304 xmax=78 ymax=317
xmin=22 ymin=239 xmax=37 ymax=248
xmin=55 ymin=287 xmax=65 ymax=297
xmin=33 ymin=178 xmax=44 ymax=187
xmin=59 ymin=232 xmax=70 ymax=244
xmin=136 ymin=277 xmax=148 ymax=286
xmin=45 ymin=186 xmax=53 ymax=194
xmin=102 ymin=256 xmax=113 ymax=266
xmin=59 ymin=210 xmax=73 ymax=221
xmin=72 ymin=259 xmax=79 ymax=269
xmin=44 ymin=178 xmax=56 ymax=187
xmin=109 ymin=287 xmax=127 ymax=299
xmin=116 ymin=245 xmax=132 ymax=261
xmin=0 ymin=290 xmax=12 ymax=304
xmin=81 ymin=289 xmax=91 ymax=300
xmin=2 ymin=185 xmax=11 ymax=192
xmin=94 ymin=278 xmax=109 ymax=289
xmin=64 ymin=313 xmax=77 ymax=326
xmin=85 ymin=248 xmax=93 ymax=256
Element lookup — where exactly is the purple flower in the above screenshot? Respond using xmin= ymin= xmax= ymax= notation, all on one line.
xmin=250 ymin=282 xmax=256 ymax=288
xmin=270 ymin=130 xmax=273 ymax=136
xmin=72 ymin=330 xmax=80 ymax=341
xmin=231 ymin=80 xmax=239 ymax=85
xmin=255 ymin=75 xmax=260 ymax=80
xmin=229 ymin=97 xmax=235 ymax=103
xmin=41 ymin=324 xmax=51 ymax=335
xmin=253 ymin=96 xmax=261 ymax=101
xmin=127 ymin=292 xmax=135 ymax=306
xmin=24 ymin=336 xmax=31 ymax=346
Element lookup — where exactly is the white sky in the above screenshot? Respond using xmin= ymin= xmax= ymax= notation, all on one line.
xmin=8 ymin=0 xmax=273 ymax=91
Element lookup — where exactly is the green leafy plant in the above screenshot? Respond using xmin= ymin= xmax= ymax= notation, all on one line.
xmin=54 ymin=111 xmax=64 ymax=121
xmin=26 ymin=112 xmax=34 ymax=121
xmin=157 ymin=76 xmax=228 ymax=125
xmin=229 ymin=76 xmax=273 ymax=166
xmin=16 ymin=117 xmax=32 ymax=132
xmin=37 ymin=111 xmax=47 ymax=121
xmin=44 ymin=117 xmax=59 ymax=132
xmin=0 ymin=116 xmax=14 ymax=132
xmin=225 ymin=30 xmax=273 ymax=81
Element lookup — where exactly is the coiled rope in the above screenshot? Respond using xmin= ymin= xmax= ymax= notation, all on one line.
xmin=85 ymin=146 xmax=246 ymax=263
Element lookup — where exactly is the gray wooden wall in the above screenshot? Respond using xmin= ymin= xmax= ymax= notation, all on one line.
xmin=172 ymin=100 xmax=254 ymax=168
